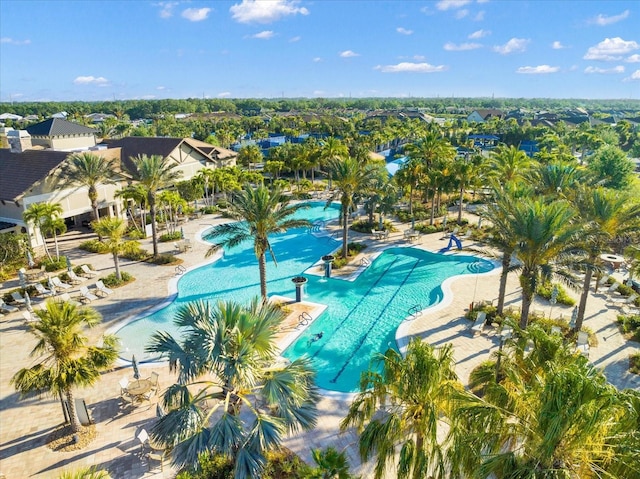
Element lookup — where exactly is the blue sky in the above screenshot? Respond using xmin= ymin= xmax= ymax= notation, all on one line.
xmin=1 ymin=0 xmax=639 ymax=102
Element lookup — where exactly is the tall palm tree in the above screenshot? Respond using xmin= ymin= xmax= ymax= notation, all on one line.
xmin=395 ymin=157 xmax=425 ymax=229
xmin=327 ymin=157 xmax=380 ymax=259
xmin=127 ymin=154 xmax=183 ymax=258
xmin=41 ymin=213 xmax=67 ymax=260
xmin=310 ymin=447 xmax=355 ymax=479
xmin=11 ymin=301 xmax=118 ymax=433
xmin=146 ymin=299 xmax=319 ymax=479
xmin=92 ymin=217 xmax=137 ymax=281
xmin=451 ymin=324 xmax=640 ymax=479
xmin=485 ymin=144 xmax=534 ymax=185
xmin=205 ymin=185 xmax=310 ymax=302
xmin=319 ymin=137 xmax=349 ymax=189
xmin=60 ymin=152 xmax=117 ymax=221
xmin=341 ymin=339 xmax=461 ymax=479
xmin=23 ymin=202 xmax=63 ymax=261
xmin=571 ymin=187 xmax=640 ymax=331
xmin=508 ymin=199 xmax=578 ymax=328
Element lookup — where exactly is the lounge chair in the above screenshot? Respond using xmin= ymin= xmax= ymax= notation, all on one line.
xmin=79 ymin=286 xmax=98 ymax=303
xmin=11 ymin=291 xmax=27 ymax=306
xmin=34 ymin=283 xmax=53 ymax=297
xmin=608 ymin=293 xmax=638 ymax=308
xmin=576 ymin=331 xmax=590 ymax=358
xmin=620 ymin=305 xmax=640 ymax=316
xmin=22 ymin=310 xmax=38 ymax=324
xmin=148 ymin=372 xmax=160 ymax=396
xmin=80 ymin=264 xmax=98 ymax=278
xmin=63 ymin=398 xmax=93 ymax=426
xmin=51 ymin=276 xmax=72 ymax=290
xmin=94 ymin=280 xmax=113 ymax=297
xmin=57 ymin=292 xmax=82 ymax=307
xmin=0 ymin=299 xmax=19 ymax=313
xmin=471 ymin=311 xmax=487 ymax=336
xmin=67 ymin=270 xmax=85 ymax=285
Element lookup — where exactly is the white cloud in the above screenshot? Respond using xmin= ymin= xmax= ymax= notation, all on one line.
xmin=584 ymin=37 xmax=640 ymax=61
xmin=397 ymin=27 xmax=413 ymax=35
xmin=627 ymin=54 xmax=640 ymax=63
xmin=230 ymin=0 xmax=309 ymax=24
xmin=516 ymin=65 xmax=560 ymax=74
xmin=436 ymin=0 xmax=471 ymax=10
xmin=218 ymin=91 xmax=231 ymax=97
xmin=455 ymin=9 xmax=469 ymax=19
xmin=552 ymin=41 xmax=567 ymax=49
xmin=588 ymin=9 xmax=629 ymax=26
xmin=444 ymin=42 xmax=482 ymax=51
xmin=629 ymin=70 xmax=640 ymax=80
xmin=313 ymin=90 xmax=325 ymax=96
xmin=289 ymin=36 xmax=301 ymax=42
xmin=181 ymin=7 xmax=211 ymax=21
xmin=312 ymin=57 xmax=322 ymax=62
xmin=413 ymin=55 xmax=426 ymax=61
xmin=156 ymin=86 xmax=166 ymax=90
xmin=493 ymin=37 xmax=529 ymax=54
xmin=0 ymin=37 xmax=31 ymax=45
xmin=339 ymin=50 xmax=359 ymax=58
xmin=154 ymin=1 xmax=178 ymax=18
xmin=584 ymin=65 xmax=625 ymax=74
xmin=469 ymin=29 xmax=490 ymax=39
xmin=374 ymin=62 xmax=447 ymax=73
xmin=73 ymin=76 xmax=109 ymax=86
xmin=251 ymin=30 xmax=275 ymax=39
xmin=473 ymin=10 xmax=485 ymax=21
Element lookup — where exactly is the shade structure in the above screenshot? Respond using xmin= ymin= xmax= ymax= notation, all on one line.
xmin=18 ymin=269 xmax=26 ymax=289
xmin=132 ymin=355 xmax=140 ymax=380
xmin=66 ymin=256 xmax=73 ymax=272
xmin=25 ymin=292 xmax=32 ymax=312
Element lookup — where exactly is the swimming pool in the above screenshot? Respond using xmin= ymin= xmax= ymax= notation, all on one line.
xmin=115 ymin=201 xmax=494 ymax=392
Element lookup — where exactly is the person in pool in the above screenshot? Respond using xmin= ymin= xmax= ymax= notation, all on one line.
xmin=308 ymin=332 xmax=324 ymax=345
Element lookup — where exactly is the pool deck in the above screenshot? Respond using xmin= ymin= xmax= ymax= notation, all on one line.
xmin=1 ymin=210 xmax=638 ymax=478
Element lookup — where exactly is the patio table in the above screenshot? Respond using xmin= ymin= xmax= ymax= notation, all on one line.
xmin=127 ymin=379 xmax=152 ymax=402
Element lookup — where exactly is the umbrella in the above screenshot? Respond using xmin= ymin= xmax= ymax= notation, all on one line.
xmin=18 ymin=269 xmax=27 ymax=289
xmin=27 ymin=250 xmax=35 ymax=268
xmin=132 ymin=355 xmax=140 ymax=380
xmin=180 ymin=227 xmax=185 ymax=240
xmin=442 ymin=216 xmax=448 ymax=228
xmin=25 ymin=292 xmax=32 ymax=312
xmin=569 ymin=306 xmax=578 ymax=330
xmin=66 ymin=256 xmax=72 ymax=273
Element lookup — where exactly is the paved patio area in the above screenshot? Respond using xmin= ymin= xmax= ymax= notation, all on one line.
xmin=1 ymin=208 xmax=638 ymax=478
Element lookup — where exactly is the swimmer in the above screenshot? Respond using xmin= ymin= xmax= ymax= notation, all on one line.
xmin=307 ymin=332 xmax=324 ymax=346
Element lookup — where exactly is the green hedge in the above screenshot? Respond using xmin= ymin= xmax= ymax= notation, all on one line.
xmin=100 ymin=271 xmax=134 ymax=288
xmin=147 ymin=253 xmax=179 ymax=265
xmin=79 ymin=240 xmax=109 ymax=254
xmin=617 ymin=313 xmax=640 ymax=342
xmin=159 ymin=231 xmax=182 ymax=242
xmin=630 ymin=353 xmax=640 ymax=375
xmin=41 ymin=257 xmax=69 ymax=272
xmin=536 ymin=282 xmax=576 ymax=306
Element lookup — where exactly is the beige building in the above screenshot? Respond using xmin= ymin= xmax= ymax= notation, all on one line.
xmin=0 ymin=118 xmax=237 ymax=257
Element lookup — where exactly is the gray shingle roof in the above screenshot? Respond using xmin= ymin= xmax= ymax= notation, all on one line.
xmin=26 ymin=118 xmax=96 ymax=137
xmin=106 ymin=137 xmax=185 ymax=173
xmin=0 ymin=148 xmax=69 ymax=201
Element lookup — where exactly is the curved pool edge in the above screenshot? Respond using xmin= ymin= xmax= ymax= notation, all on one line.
xmin=395 ymin=255 xmax=501 ymax=356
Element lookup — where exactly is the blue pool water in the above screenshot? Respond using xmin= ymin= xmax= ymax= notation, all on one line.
xmin=116 ymin=201 xmax=494 ymax=392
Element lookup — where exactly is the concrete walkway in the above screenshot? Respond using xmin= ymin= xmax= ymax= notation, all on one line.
xmin=1 ymin=210 xmax=638 ymax=478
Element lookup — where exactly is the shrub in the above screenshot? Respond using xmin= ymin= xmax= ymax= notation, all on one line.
xmin=159 ymin=231 xmax=182 ymax=242
xmin=216 ymin=199 xmax=230 ymax=209
xmin=147 ymin=253 xmax=179 ymax=265
xmin=617 ymin=313 xmax=640 ymax=342
xmin=331 ymin=242 xmax=367 ymax=270
xmin=616 ymin=283 xmax=635 ymax=297
xmin=119 ymin=241 xmax=150 ymax=261
xmin=100 ymin=271 xmax=134 ymax=288
xmin=291 ymin=191 xmax=312 ymax=200
xmin=630 ymin=353 xmax=640 ymax=375
xmin=200 ymin=206 xmax=218 ymax=214
xmin=414 ymin=223 xmax=441 ymax=234
xmin=41 ymin=257 xmax=68 ymax=272
xmin=79 ymin=240 xmax=109 ymax=254
xmin=350 ymin=219 xmax=376 ymax=233
xmin=126 ymin=229 xmax=145 ymax=240
xmin=536 ymin=282 xmax=575 ymax=306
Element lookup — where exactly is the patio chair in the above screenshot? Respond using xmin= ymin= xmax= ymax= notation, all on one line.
xmin=51 ymin=276 xmax=72 ymax=290
xmin=80 ymin=264 xmax=98 ymax=278
xmin=137 ymin=429 xmax=165 ymax=471
xmin=608 ymin=293 xmax=638 ymax=308
xmin=22 ymin=310 xmax=38 ymax=324
xmin=11 ymin=291 xmax=27 ymax=306
xmin=576 ymin=331 xmax=590 ymax=358
xmin=79 ymin=286 xmax=98 ymax=303
xmin=34 ymin=283 xmax=53 ymax=297
xmin=605 ymin=282 xmax=620 ymax=295
xmin=471 ymin=311 xmax=487 ymax=336
xmin=64 ymin=398 xmax=93 ymax=426
xmin=67 ymin=270 xmax=85 ymax=285
xmin=94 ymin=280 xmax=113 ymax=297
xmin=0 ymin=299 xmax=19 ymax=313
xmin=148 ymin=372 xmax=160 ymax=396
xmin=57 ymin=292 xmax=82 ymax=307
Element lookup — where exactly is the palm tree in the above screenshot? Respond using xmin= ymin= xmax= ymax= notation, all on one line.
xmin=41 ymin=213 xmax=67 ymax=260
xmin=57 ymin=467 xmax=112 ymax=479
xmin=508 ymin=199 xmax=578 ymax=328
xmin=395 ymin=157 xmax=425 ymax=229
xmin=11 ymin=301 xmax=118 ymax=433
xmin=485 ymin=144 xmax=534 ymax=185
xmin=451 ymin=324 xmax=640 ymax=479
xmin=92 ymin=217 xmax=137 ymax=281
xmin=570 ymin=187 xmax=640 ymax=331
xmin=327 ymin=157 xmax=380 ymax=259
xmin=310 ymin=447 xmax=355 ymax=479
xmin=205 ymin=185 xmax=310 ymax=302
xmin=146 ymin=299 xmax=319 ymax=479
xmin=127 ymin=154 xmax=183 ymax=258
xmin=59 ymin=152 xmax=117 ymax=221
xmin=319 ymin=137 xmax=349 ymax=189
xmin=237 ymin=144 xmax=263 ymax=171
xmin=341 ymin=339 xmax=461 ymax=479
xmin=23 ymin=202 xmax=63 ymax=261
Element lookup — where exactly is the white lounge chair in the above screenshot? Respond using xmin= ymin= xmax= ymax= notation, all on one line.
xmin=608 ymin=293 xmax=638 ymax=308
xmin=471 ymin=311 xmax=487 ymax=336
xmin=22 ymin=310 xmax=38 ymax=324
xmin=57 ymin=292 xmax=82 ymax=307
xmin=11 ymin=291 xmax=27 ymax=306
xmin=67 ymin=270 xmax=85 ymax=285
xmin=576 ymin=331 xmax=590 ymax=358
xmin=80 ymin=264 xmax=98 ymax=278
xmin=94 ymin=280 xmax=113 ymax=297
xmin=34 ymin=283 xmax=53 ymax=297
xmin=0 ymin=299 xmax=19 ymax=313
xmin=51 ymin=276 xmax=72 ymax=290
xmin=79 ymin=286 xmax=98 ymax=303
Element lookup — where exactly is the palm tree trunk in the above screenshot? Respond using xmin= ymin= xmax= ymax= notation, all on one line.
xmin=519 ymin=272 xmax=534 ymax=329
xmin=65 ymin=388 xmax=81 ymax=433
xmin=89 ymin=186 xmax=100 ymax=220
xmin=430 ymin=190 xmax=436 ymax=226
xmin=575 ymin=265 xmax=594 ymax=332
xmin=150 ymin=195 xmax=159 ymax=258
xmin=409 ymin=184 xmax=415 ymax=229
xmin=342 ymin=207 xmax=349 ymax=259
xmin=38 ymin=223 xmax=53 ymax=261
xmin=258 ymin=252 xmax=268 ymax=303
xmin=496 ymin=251 xmax=512 ymax=315
xmin=53 ymin=232 xmax=60 ymax=260
xmin=458 ymin=186 xmax=464 ymax=223
xmin=113 ymin=251 xmax=122 ymax=281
